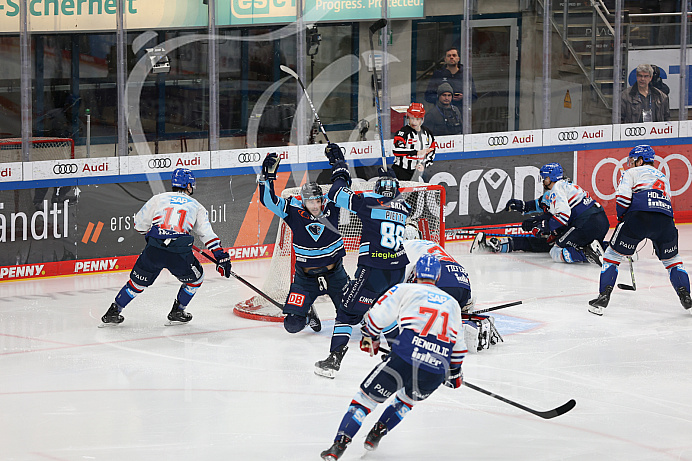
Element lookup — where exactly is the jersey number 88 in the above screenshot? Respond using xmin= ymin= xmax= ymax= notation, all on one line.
xmin=380 ymin=222 xmax=405 ymax=250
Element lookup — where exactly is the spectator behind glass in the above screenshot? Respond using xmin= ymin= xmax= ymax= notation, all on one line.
xmin=424 ymin=82 xmax=463 ymax=136
xmin=621 ymin=63 xmax=670 ymax=124
xmin=424 ymin=47 xmax=477 ymax=116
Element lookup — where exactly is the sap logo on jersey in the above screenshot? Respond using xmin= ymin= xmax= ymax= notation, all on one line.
xmin=0 ymin=264 xmax=45 ymax=280
xmin=74 ymin=259 xmax=118 ymax=273
xmin=430 ymin=165 xmax=544 ymax=216
xmin=170 ymin=196 xmax=190 ymax=205
xmin=427 ymin=292 xmax=448 ymax=304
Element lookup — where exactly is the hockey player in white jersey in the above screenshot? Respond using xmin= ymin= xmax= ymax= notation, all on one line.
xmin=101 ymin=168 xmax=231 ymax=326
xmin=589 ymin=145 xmax=691 ymax=315
xmin=320 ymin=254 xmax=466 ymax=460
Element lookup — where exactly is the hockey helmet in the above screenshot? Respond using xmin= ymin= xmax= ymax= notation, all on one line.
xmin=539 ymin=162 xmax=564 ymax=183
xmin=629 ymin=144 xmax=656 ymax=163
xmin=416 ymin=254 xmax=441 ymax=282
xmin=407 ymin=102 xmax=425 ymax=119
xmin=171 ymin=168 xmax=196 ymax=191
xmin=300 ymin=182 xmax=323 ymax=202
xmin=374 ymin=176 xmax=399 ymax=198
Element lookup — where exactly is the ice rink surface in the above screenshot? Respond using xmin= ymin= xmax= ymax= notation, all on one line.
xmin=2 ymin=226 xmax=692 ymax=461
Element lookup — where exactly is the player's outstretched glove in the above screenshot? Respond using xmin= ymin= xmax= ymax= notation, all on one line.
xmin=521 ymin=214 xmax=546 ymax=232
xmin=331 ymin=159 xmax=352 ymax=187
xmin=359 ymin=333 xmax=380 ymax=356
xmin=377 ymin=166 xmax=397 ymax=179
xmin=505 ymin=199 xmax=525 ymax=212
xmin=444 ymin=366 xmax=464 ymax=389
xmin=212 ymin=248 xmax=231 ymax=278
xmin=325 ymin=142 xmax=345 ymax=165
xmin=261 ymin=153 xmax=281 ymax=181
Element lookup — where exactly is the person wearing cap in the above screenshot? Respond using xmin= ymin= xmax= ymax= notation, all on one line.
xmin=424 ymin=82 xmax=463 ymax=136
xmin=424 ymin=46 xmax=477 ymax=114
xmin=392 ymin=102 xmax=436 ymax=181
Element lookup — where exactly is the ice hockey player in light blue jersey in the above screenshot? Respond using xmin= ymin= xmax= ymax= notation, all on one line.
xmin=589 ymin=145 xmax=691 ymax=315
xmin=320 ymin=254 xmax=466 ymax=460
xmin=314 ymin=143 xmax=411 ymax=378
xmin=258 ymin=153 xmax=348 ymax=334
xmin=101 ymin=168 xmax=231 ymax=326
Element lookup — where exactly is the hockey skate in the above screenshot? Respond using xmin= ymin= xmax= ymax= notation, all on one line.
xmin=364 ymin=421 xmax=387 ymax=451
xmin=582 ymin=240 xmax=604 ymax=265
xmin=99 ymin=303 xmax=124 ymax=327
xmin=314 ymin=345 xmax=348 ymax=379
xmin=166 ymin=300 xmax=192 ymax=325
xmin=470 ymin=232 xmax=490 ymax=253
xmin=307 ymin=306 xmax=322 ymax=332
xmin=588 ymin=286 xmax=613 ymax=316
xmin=320 ymin=435 xmax=351 ymax=460
xmin=677 ymin=287 xmax=692 ymax=311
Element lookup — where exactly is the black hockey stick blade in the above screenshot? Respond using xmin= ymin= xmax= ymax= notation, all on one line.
xmin=463 ymin=381 xmax=576 ymax=419
xmin=473 ymin=300 xmax=522 ymax=314
xmin=369 ymin=18 xmax=388 ymax=34
xmin=193 ymin=246 xmax=283 ymax=309
xmin=617 ymin=283 xmax=636 ymax=291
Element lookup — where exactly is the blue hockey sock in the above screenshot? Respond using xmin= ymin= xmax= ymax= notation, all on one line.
xmin=114 ymin=280 xmax=144 ymax=308
xmin=336 ymin=401 xmax=372 ymax=440
xmin=667 ymin=264 xmax=690 ymax=292
xmin=599 ymin=262 xmax=619 ymax=293
xmin=564 ymin=247 xmax=587 ymax=263
xmin=176 ymin=279 xmax=203 ymax=307
xmin=330 ymin=322 xmax=353 ymax=352
xmin=378 ymin=396 xmax=413 ymax=432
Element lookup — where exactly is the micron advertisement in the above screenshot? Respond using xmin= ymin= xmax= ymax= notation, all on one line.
xmin=0 ymin=0 xmax=424 ymax=32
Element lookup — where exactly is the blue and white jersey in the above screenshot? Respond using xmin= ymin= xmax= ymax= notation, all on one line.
xmin=545 ymin=179 xmax=598 ymax=232
xmin=259 ymin=179 xmax=345 ymax=268
xmin=363 ymin=283 xmax=466 ymax=374
xmin=135 ymin=191 xmax=221 ymax=250
xmin=403 ymin=240 xmax=471 ymax=293
xmin=616 ymin=164 xmax=673 ymax=219
xmin=328 ymin=177 xmax=411 ymax=269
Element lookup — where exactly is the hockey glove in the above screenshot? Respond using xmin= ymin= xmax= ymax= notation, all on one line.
xmin=377 ymin=166 xmax=397 ymax=179
xmin=212 ymin=248 xmax=232 ymax=278
xmin=325 ymin=142 xmax=345 ymax=165
xmin=360 ymin=335 xmax=380 ymax=356
xmin=504 ymin=199 xmax=525 ymax=213
xmin=261 ymin=153 xmax=281 ymax=181
xmin=521 ymin=214 xmax=547 ymax=232
xmin=331 ymin=160 xmax=352 ymax=187
xmin=444 ymin=366 xmax=463 ymax=389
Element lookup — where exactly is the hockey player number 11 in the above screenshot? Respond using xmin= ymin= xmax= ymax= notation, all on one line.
xmin=419 ymin=306 xmax=451 ymax=342
xmin=161 ymin=207 xmax=188 ymax=233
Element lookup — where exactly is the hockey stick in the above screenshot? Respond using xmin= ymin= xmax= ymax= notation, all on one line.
xmin=193 ymin=245 xmax=283 ymax=309
xmin=451 ymin=230 xmax=530 ymax=238
xmin=617 ymin=256 xmax=636 ymax=291
xmin=462 ymin=381 xmax=576 ymax=419
xmin=368 ymin=18 xmax=388 ymax=170
xmin=279 ymin=64 xmax=331 ymax=144
xmin=459 ymin=224 xmax=524 ymax=231
xmin=472 ymin=300 xmax=524 ymax=315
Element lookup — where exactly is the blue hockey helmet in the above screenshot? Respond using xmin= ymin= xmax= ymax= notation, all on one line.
xmin=539 ymin=162 xmax=564 ymax=183
xmin=374 ymin=176 xmax=399 ymax=198
xmin=171 ymin=168 xmax=196 ymax=191
xmin=629 ymin=144 xmax=656 ymax=163
xmin=415 ymin=254 xmax=441 ymax=282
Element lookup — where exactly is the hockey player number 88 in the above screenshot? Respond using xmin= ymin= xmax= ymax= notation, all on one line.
xmin=380 ymin=222 xmax=405 ymax=250
xmin=419 ymin=306 xmax=451 ymax=342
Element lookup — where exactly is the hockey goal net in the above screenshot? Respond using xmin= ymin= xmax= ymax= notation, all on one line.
xmin=234 ymin=181 xmax=446 ymax=322
xmin=0 ymin=137 xmax=75 ymax=163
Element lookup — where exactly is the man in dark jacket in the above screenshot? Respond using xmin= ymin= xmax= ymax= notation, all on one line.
xmin=424 ymin=82 xmax=463 ymax=136
xmin=424 ymin=47 xmax=477 ymax=114
xmin=621 ymin=63 xmax=670 ymax=123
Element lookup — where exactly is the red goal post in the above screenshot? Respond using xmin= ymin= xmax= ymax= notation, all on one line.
xmin=0 ymin=137 xmax=75 ymax=163
xmin=234 ymin=181 xmax=446 ymax=322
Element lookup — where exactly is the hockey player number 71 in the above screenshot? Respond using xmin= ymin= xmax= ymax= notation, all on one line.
xmin=419 ymin=306 xmax=451 ymax=342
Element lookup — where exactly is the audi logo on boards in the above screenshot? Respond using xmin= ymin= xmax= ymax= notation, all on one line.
xmin=238 ymin=153 xmax=261 ymax=163
xmin=624 ymin=127 xmax=646 ymax=137
xmin=487 ymin=136 xmax=509 ymax=147
xmin=148 ymin=158 xmax=172 ymax=169
xmin=557 ymin=131 xmax=578 ymax=141
xmin=53 ymin=163 xmax=78 ymax=174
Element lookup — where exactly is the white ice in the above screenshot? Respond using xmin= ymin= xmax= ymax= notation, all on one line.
xmin=2 ymin=226 xmax=692 ymax=461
